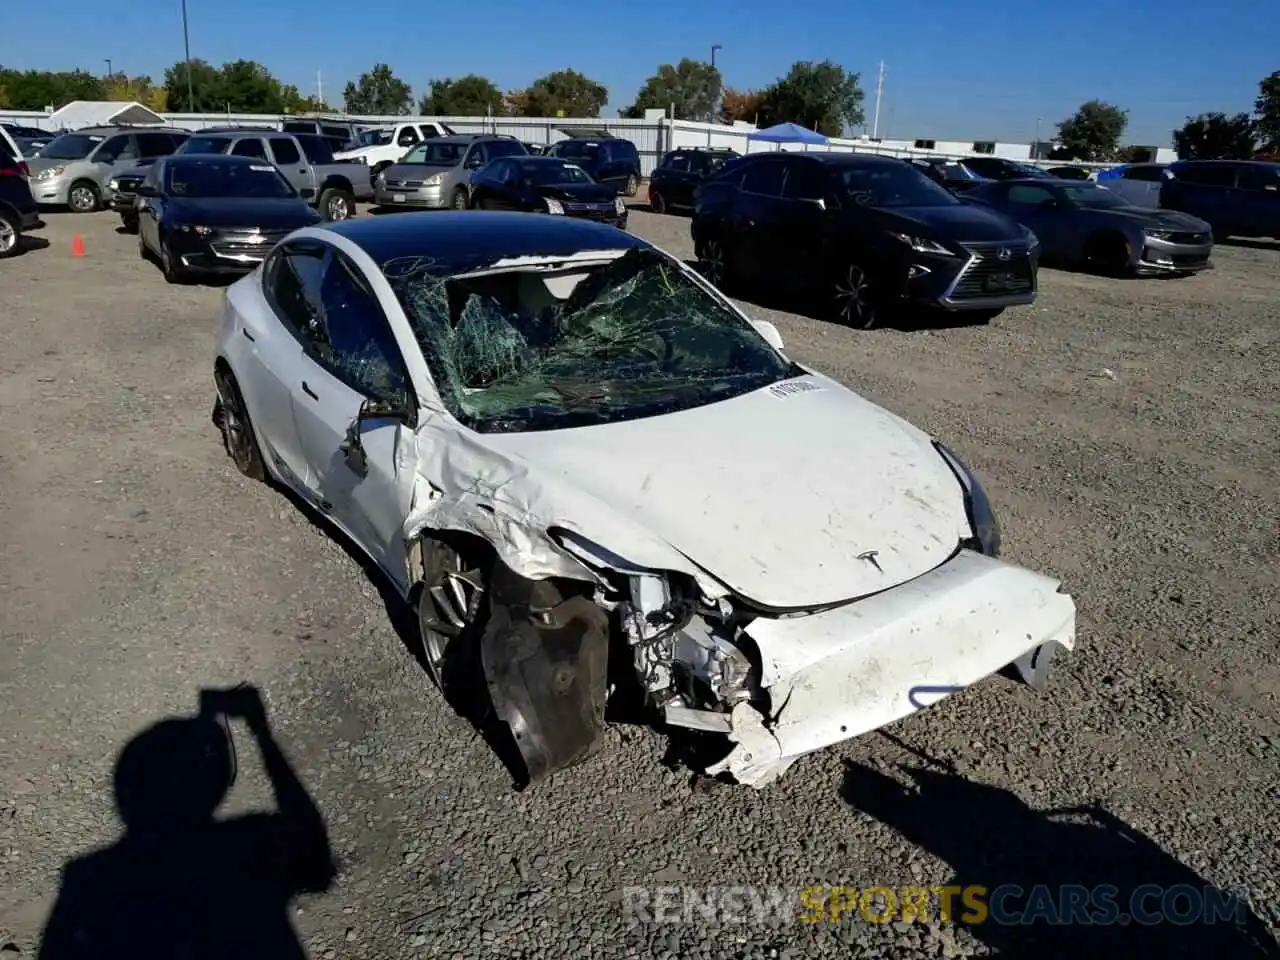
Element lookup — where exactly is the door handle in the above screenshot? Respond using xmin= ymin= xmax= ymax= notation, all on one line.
xmin=301 ymin=381 xmax=319 ymax=400
xmin=241 ymin=328 xmax=255 ymax=342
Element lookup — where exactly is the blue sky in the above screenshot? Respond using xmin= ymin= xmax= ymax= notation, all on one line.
xmin=2 ymin=0 xmax=1276 ymax=146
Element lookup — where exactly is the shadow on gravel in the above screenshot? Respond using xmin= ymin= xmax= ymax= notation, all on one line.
xmin=1220 ymin=237 xmax=1280 ymax=253
xmin=37 ymin=685 xmax=336 ymax=959
xmin=10 ymin=235 xmax=50 ymax=257
xmin=840 ymin=742 xmax=1280 ymax=959
xmin=680 ymin=259 xmax=994 ymax=332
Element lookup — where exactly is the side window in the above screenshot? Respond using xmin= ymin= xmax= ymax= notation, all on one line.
xmin=1124 ymin=166 xmax=1163 ymax=182
xmin=1175 ymin=164 xmax=1235 ymax=187
xmin=465 ymin=144 xmax=487 ymax=168
xmin=269 ymin=137 xmax=302 ymax=166
xmin=419 ymin=124 xmax=442 ymax=140
xmin=95 ymin=134 xmax=134 ymax=164
xmin=137 ymin=133 xmax=175 ymax=158
xmin=296 ymin=135 xmax=334 ymax=164
xmin=1007 ymin=184 xmax=1058 ymax=206
xmin=266 ymin=243 xmax=329 ymax=345
xmin=741 ymin=161 xmax=787 ymax=197
xmin=168 ymin=133 xmax=189 ymax=152
xmin=782 ymin=162 xmax=829 ymax=201
xmin=667 ymin=153 xmax=691 ymax=172
xmin=397 ymin=126 xmax=421 ymax=147
xmin=321 ymin=125 xmax=348 ymax=140
xmin=314 ymin=252 xmax=411 ymax=404
xmin=232 ymin=138 xmax=268 ymax=160
xmin=143 ymin=163 xmax=161 ymax=190
xmin=1237 ymin=166 xmax=1279 ymax=192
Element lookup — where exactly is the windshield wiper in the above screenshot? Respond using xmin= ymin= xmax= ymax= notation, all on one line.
xmin=551 ymin=381 xmax=610 ymax=405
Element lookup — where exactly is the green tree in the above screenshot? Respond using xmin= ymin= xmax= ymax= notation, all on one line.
xmin=620 ymin=59 xmax=722 ymax=120
xmin=507 ymin=69 xmax=607 ymax=118
xmin=1255 ymin=70 xmax=1280 ymax=152
xmin=419 ymin=75 xmax=505 ymax=116
xmin=217 ymin=60 xmax=286 ymax=113
xmin=342 ymin=63 xmax=411 ymax=116
xmin=1172 ymin=112 xmax=1257 ymax=161
xmin=163 ymin=59 xmax=223 ymax=112
xmin=1054 ymin=100 xmax=1129 ymax=161
xmin=756 ymin=60 xmax=864 ymax=136
xmin=0 ymin=67 xmax=105 ymax=110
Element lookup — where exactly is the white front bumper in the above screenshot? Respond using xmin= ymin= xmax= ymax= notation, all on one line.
xmin=707 ymin=549 xmax=1076 ymax=787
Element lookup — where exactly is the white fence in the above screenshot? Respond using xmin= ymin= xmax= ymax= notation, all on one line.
xmin=1 ymin=107 xmax=1138 ymax=175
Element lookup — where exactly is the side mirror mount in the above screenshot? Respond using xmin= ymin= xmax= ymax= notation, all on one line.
xmin=343 ymin=395 xmax=415 ymax=477
xmin=751 ymin=319 xmax=785 ymax=351
xmin=299 ymin=187 xmax=315 ymax=199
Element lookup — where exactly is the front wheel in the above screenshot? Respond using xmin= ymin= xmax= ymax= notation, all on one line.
xmin=416 ymin=535 xmax=491 ymax=696
xmin=700 ymin=235 xmax=731 ymax=290
xmin=623 ymin=174 xmax=639 ymax=198
xmin=159 ymin=234 xmax=190 ymax=285
xmin=831 ymin=261 xmax=883 ymax=329
xmin=649 ymin=189 xmax=667 ymax=215
xmin=0 ymin=210 xmax=20 ymax=259
xmin=451 ymin=188 xmax=470 ymax=211
xmin=67 ymin=181 xmax=100 ymax=213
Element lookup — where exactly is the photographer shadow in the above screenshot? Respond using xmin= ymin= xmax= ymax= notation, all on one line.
xmin=840 ymin=739 xmax=1280 ymax=959
xmin=37 ymin=686 xmax=336 ymax=960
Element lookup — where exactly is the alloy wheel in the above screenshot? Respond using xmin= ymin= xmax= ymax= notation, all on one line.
xmin=453 ymin=191 xmax=468 ymax=211
xmin=69 ymin=185 xmax=96 ymax=212
xmin=0 ymin=217 xmax=15 ymax=255
xmin=702 ymin=238 xmax=726 ymax=287
xmin=418 ymin=542 xmax=487 ymax=685
xmin=327 ymin=194 xmax=350 ymax=220
xmin=214 ymin=368 xmax=258 ymax=474
xmin=834 ymin=263 xmax=877 ymax=329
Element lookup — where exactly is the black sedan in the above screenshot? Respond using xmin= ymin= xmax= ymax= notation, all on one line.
xmin=468 ymin=156 xmax=627 ymax=229
xmin=136 ymin=154 xmax=322 ymax=284
xmin=963 ymin=178 xmax=1213 ymax=276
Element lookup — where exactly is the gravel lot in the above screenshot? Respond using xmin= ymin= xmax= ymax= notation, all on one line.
xmin=1 ymin=206 xmax=1278 ymax=959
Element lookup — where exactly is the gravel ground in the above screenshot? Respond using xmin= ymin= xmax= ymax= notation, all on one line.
xmin=1 ymin=207 xmax=1278 ymax=959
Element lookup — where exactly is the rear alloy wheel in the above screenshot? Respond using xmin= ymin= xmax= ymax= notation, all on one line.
xmin=319 ymin=187 xmax=354 ymax=221
xmin=832 ymin=261 xmax=881 ymax=329
xmin=68 ymin=181 xmax=100 ymax=213
xmin=0 ymin=210 xmax=19 ymax=259
xmin=649 ymin=190 xmax=667 ymax=215
xmin=213 ymin=366 xmax=266 ymax=481
xmin=416 ymin=536 xmax=491 ymax=696
xmin=701 ymin=236 xmax=729 ymax=289
xmin=624 ymin=174 xmax=639 ymax=197
xmin=452 ymin=188 xmax=470 ymax=211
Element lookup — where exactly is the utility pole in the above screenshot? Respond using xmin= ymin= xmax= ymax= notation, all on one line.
xmin=316 ymin=70 xmax=324 ymax=108
xmin=1034 ymin=116 xmax=1043 ymax=157
xmin=710 ymin=44 xmax=722 ymax=124
xmin=871 ymin=60 xmax=885 ymax=139
xmin=104 ymin=59 xmax=113 ymax=81
xmin=181 ymin=0 xmax=194 ymax=112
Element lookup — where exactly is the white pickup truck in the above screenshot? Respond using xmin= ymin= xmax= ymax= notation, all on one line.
xmin=334 ymin=121 xmax=456 ymax=180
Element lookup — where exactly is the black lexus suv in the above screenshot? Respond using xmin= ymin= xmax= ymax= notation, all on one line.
xmin=691 ymin=152 xmax=1039 ymax=328
xmin=648 ymin=147 xmax=739 ymax=214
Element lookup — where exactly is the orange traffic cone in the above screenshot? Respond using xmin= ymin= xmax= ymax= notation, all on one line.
xmin=71 ymin=234 xmax=85 ymax=257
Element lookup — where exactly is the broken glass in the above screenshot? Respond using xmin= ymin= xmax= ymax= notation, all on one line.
xmin=388 ymin=248 xmax=796 ymax=433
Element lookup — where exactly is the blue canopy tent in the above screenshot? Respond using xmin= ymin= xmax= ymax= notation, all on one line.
xmin=746 ymin=122 xmax=830 ymax=147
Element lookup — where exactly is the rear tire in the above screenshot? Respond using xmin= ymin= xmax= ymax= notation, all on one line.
xmin=213 ymin=365 xmax=266 ymax=481
xmin=318 ymin=186 xmax=355 ymax=221
xmin=649 ymin=190 xmax=667 ymax=215
xmin=624 ymin=174 xmax=639 ymax=197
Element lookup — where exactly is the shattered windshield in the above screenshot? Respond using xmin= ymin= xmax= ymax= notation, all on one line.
xmin=383 ymin=247 xmax=797 ymax=433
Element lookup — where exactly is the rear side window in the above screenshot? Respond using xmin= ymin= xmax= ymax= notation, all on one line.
xmin=321 ymin=125 xmax=348 ymax=139
xmin=1172 ymin=164 xmax=1235 ymax=187
xmin=665 ymin=153 xmax=691 ymax=172
xmin=741 ymin=161 xmax=787 ymax=196
xmin=182 ymin=135 xmax=231 ymax=155
xmin=282 ymin=121 xmax=315 ymax=134
xmin=1123 ymin=165 xmax=1165 ymax=182
xmin=269 ymin=137 xmax=302 ymax=165
xmin=231 ymin=138 xmax=268 ymax=160
xmin=397 ymin=126 xmax=421 ymax=147
xmin=1236 ymin=166 xmax=1280 ymax=192
xmin=296 ymin=135 xmax=335 ymax=164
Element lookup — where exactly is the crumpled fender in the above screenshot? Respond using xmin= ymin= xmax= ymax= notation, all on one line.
xmin=480 ymin=558 xmax=611 ymax=785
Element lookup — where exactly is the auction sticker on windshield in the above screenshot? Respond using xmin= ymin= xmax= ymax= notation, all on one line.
xmin=769 ymin=379 xmax=823 ymax=398
xmin=250 ymin=165 xmax=275 ymax=172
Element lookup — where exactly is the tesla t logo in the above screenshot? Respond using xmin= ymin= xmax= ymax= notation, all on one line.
xmin=997 ymin=247 xmax=1012 ymax=261
xmin=857 ymin=550 xmax=883 ymax=573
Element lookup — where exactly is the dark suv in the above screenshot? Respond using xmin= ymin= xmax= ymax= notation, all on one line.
xmin=0 ymin=149 xmax=43 ymax=258
xmin=691 ymin=152 xmax=1039 ymax=328
xmin=648 ymin=147 xmax=739 ymax=214
xmin=1159 ymin=160 xmax=1280 ymax=242
xmin=546 ymin=134 xmax=642 ymax=196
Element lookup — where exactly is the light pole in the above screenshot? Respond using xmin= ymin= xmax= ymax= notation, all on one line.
xmin=709 ymin=44 xmax=722 ymax=123
xmin=1034 ymin=116 xmax=1043 ymax=157
xmin=104 ymin=59 xmax=113 ymax=81
xmin=181 ymin=0 xmax=194 ymax=111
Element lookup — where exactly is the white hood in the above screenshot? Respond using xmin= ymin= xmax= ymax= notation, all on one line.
xmin=475 ymin=373 xmax=973 ymax=609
